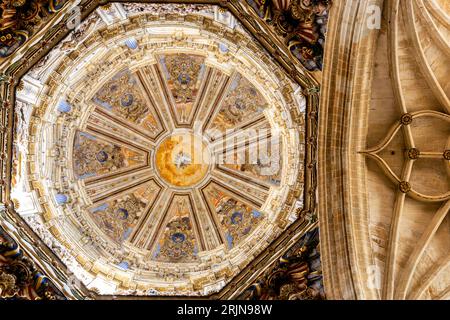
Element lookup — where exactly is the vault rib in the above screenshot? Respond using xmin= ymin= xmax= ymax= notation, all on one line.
xmin=403 ymin=0 xmax=450 ymax=112
xmin=382 ymin=159 xmax=414 ymax=299
xmin=408 ymin=255 xmax=450 ymax=299
xmin=395 ymin=200 xmax=450 ymax=299
xmin=415 ymin=0 xmax=450 ymax=56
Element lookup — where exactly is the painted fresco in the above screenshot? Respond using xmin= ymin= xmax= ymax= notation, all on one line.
xmin=89 ymin=183 xmax=159 ymax=243
xmin=93 ymin=70 xmax=161 ymax=134
xmin=158 ymin=54 xmax=206 ymax=123
xmin=204 ymin=184 xmax=263 ymax=249
xmin=152 ymin=196 xmax=199 ymax=263
xmin=210 ymin=73 xmax=268 ymax=133
xmin=73 ymin=131 xmax=145 ymax=179
xmin=221 ymin=138 xmax=282 ymax=186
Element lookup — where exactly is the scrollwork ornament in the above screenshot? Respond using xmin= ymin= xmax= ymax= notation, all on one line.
xmin=0 ymin=271 xmax=19 ymax=298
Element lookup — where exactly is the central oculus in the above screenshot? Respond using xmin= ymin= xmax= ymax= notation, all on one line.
xmin=155 ymin=132 xmax=211 ymax=187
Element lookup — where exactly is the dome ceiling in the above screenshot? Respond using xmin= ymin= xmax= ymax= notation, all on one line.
xmin=11 ymin=4 xmax=308 ymax=296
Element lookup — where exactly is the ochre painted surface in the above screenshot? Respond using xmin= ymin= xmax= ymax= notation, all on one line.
xmin=155 ymin=133 xmax=210 ymax=187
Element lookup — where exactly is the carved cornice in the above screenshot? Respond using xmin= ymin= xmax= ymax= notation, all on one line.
xmin=242 ymin=0 xmax=332 ymax=73
xmin=0 ymin=0 xmax=69 ymax=59
xmin=0 ymin=222 xmax=66 ymax=300
xmin=237 ymin=227 xmax=323 ymax=300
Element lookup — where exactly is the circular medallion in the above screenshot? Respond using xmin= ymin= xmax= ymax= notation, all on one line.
xmin=155 ymin=133 xmax=211 ymax=187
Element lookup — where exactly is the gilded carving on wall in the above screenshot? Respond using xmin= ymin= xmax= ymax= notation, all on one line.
xmin=0 ymin=0 xmax=67 ymax=58
xmin=0 ymin=226 xmax=65 ymax=300
xmin=239 ymin=228 xmax=324 ymax=300
xmin=246 ymin=0 xmax=331 ymax=71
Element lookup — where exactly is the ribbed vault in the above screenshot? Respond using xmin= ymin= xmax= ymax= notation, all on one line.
xmin=319 ymin=0 xmax=449 ymax=300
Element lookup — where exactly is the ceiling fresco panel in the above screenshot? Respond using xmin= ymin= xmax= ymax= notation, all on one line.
xmin=151 ymin=195 xmax=200 ymax=263
xmin=92 ymin=69 xmax=164 ymax=139
xmin=208 ymin=73 xmax=268 ymax=135
xmin=157 ymin=53 xmax=207 ymax=126
xmin=72 ymin=130 xmax=147 ymax=180
xmin=202 ymin=182 xmax=264 ymax=249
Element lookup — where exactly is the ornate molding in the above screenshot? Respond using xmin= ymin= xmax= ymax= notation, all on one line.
xmin=238 ymin=227 xmax=324 ymax=300
xmin=244 ymin=0 xmax=332 ymax=71
xmin=0 ymin=224 xmax=66 ymax=300
xmin=0 ymin=0 xmax=69 ymax=59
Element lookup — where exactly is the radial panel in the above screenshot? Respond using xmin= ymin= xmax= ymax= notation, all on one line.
xmin=202 ymin=182 xmax=264 ymax=249
xmin=88 ymin=181 xmax=160 ymax=244
xmin=152 ymin=195 xmax=200 ymax=263
xmin=93 ymin=70 xmax=164 ymax=138
xmin=72 ymin=131 xmax=147 ymax=179
xmin=209 ymin=73 xmax=268 ymax=135
xmin=218 ymin=134 xmax=282 ymax=187
xmin=158 ymin=53 xmax=206 ymax=125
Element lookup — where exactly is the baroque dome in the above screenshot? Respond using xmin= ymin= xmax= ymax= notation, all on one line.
xmin=10 ymin=4 xmax=308 ymax=296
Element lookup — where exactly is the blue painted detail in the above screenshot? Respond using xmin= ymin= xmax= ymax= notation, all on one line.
xmin=123 ymin=227 xmax=133 ymax=241
xmin=178 ymin=73 xmax=191 ymax=85
xmin=55 ymin=194 xmax=68 ymax=205
xmin=118 ymin=261 xmax=129 ymax=270
xmin=219 ymin=43 xmax=229 ymax=53
xmin=226 ymin=233 xmax=233 ymax=249
xmin=152 ymin=244 xmax=161 ymax=258
xmin=159 ymin=56 xmax=170 ymax=80
xmin=125 ymin=37 xmax=138 ymax=50
xmin=198 ymin=63 xmax=206 ymax=80
xmin=57 ymin=100 xmax=71 ymax=113
xmin=230 ymin=76 xmax=240 ymax=90
xmin=231 ymin=211 xmax=243 ymax=224
xmin=95 ymin=150 xmax=109 ymax=163
xmin=116 ymin=208 xmax=129 ymax=220
xmin=171 ymin=232 xmax=186 ymax=243
xmin=79 ymin=132 xmax=97 ymax=140
xmin=33 ymin=272 xmax=48 ymax=291
xmin=92 ymin=97 xmax=113 ymax=111
xmin=120 ymin=93 xmax=134 ymax=107
xmin=252 ymin=210 xmax=261 ymax=218
xmin=243 ymin=226 xmax=251 ymax=235
xmin=92 ymin=203 xmax=108 ymax=213
xmin=78 ymin=172 xmax=96 ymax=179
